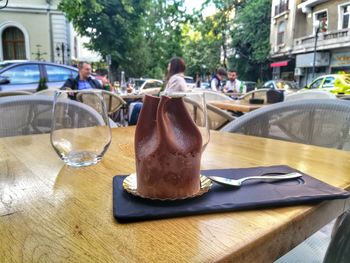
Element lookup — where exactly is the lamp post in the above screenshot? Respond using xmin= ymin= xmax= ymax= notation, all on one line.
xmin=55 ymin=42 xmax=71 ymax=64
xmin=311 ymin=21 xmax=320 ymax=80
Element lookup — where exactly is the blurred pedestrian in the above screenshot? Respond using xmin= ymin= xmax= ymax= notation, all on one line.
xmin=164 ymin=57 xmax=188 ymax=92
xmin=95 ymin=68 xmax=113 ymax=91
xmin=210 ymin=68 xmax=226 ymax=92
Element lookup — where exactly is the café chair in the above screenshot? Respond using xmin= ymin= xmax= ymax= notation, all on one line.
xmin=221 ymin=99 xmax=350 ymax=150
xmin=76 ymin=90 xmax=126 ymax=117
xmin=221 ymin=99 xmax=350 ymax=262
xmin=238 ymin=88 xmax=270 ymax=103
xmin=205 ymin=90 xmax=234 ymax=101
xmin=34 ymin=88 xmax=68 ymax=98
xmin=0 ymin=95 xmax=108 ymax=137
xmin=323 ymin=210 xmax=350 ymax=263
xmin=0 ymin=90 xmax=32 ymax=97
xmin=184 ymin=97 xmax=235 ymax=130
xmin=285 ymin=90 xmax=337 ymax=101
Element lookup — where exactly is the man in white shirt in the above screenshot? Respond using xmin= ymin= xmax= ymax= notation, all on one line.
xmin=224 ymin=69 xmax=246 ymax=94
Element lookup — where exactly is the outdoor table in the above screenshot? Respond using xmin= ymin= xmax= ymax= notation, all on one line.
xmin=208 ymin=99 xmax=266 ymax=113
xmin=1 ymin=127 xmax=350 ymax=262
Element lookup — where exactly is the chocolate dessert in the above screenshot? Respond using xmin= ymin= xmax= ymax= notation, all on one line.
xmin=135 ymin=95 xmax=203 ymax=199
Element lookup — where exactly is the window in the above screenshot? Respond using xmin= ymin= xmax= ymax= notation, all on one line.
xmin=322 ymin=77 xmax=335 ymax=88
xmin=340 ymin=4 xmax=350 ymax=29
xmin=274 ymin=0 xmax=289 ymax=16
xmin=45 ymin=65 xmax=77 ymax=82
xmin=310 ymin=78 xmax=323 ymax=89
xmin=2 ymin=27 xmax=26 ymax=60
xmin=0 ymin=64 xmax=40 ymax=84
xmin=314 ymin=11 xmax=328 ymax=33
xmin=277 ymin=21 xmax=285 ymax=45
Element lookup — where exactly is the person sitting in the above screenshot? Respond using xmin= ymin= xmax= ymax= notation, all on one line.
xmin=62 ymin=61 xmax=103 ymax=90
xmin=95 ymin=68 xmax=113 ymax=92
xmin=164 ymin=57 xmax=188 ymax=92
xmin=224 ymin=69 xmax=246 ymax=94
xmin=210 ymin=68 xmax=226 ymax=92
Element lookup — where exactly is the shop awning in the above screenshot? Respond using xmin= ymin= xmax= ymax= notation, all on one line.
xmin=270 ymin=60 xmax=289 ymax=68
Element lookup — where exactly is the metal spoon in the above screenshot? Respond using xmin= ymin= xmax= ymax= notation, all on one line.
xmin=207 ymin=172 xmax=302 ymax=187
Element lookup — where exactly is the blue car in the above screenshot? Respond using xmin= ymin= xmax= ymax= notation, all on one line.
xmin=0 ymin=61 xmax=78 ymax=92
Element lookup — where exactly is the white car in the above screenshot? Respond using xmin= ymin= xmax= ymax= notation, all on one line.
xmin=184 ymin=76 xmax=196 ymax=89
xmin=134 ymin=79 xmax=163 ymax=95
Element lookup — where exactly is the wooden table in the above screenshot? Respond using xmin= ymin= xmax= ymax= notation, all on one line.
xmin=1 ymin=127 xmax=350 ymax=262
xmin=209 ymin=100 xmax=266 ymax=113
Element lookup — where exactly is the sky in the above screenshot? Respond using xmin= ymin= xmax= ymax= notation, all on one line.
xmin=184 ymin=0 xmax=216 ymax=16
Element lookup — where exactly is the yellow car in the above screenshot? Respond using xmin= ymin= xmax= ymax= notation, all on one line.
xmin=305 ymin=74 xmax=350 ymax=94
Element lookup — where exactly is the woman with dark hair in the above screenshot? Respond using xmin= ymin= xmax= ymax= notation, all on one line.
xmin=164 ymin=57 xmax=188 ymax=92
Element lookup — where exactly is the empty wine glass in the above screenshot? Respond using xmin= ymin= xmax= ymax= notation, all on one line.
xmin=50 ymin=90 xmax=111 ymax=167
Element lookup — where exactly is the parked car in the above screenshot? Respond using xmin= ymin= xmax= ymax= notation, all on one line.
xmin=184 ymin=76 xmax=196 ymax=89
xmin=304 ymin=74 xmax=350 ymax=95
xmin=0 ymin=61 xmax=78 ymax=92
xmin=263 ymin=80 xmax=299 ymax=93
xmin=200 ymin=81 xmax=210 ymax=89
xmin=134 ymin=78 xmax=163 ymax=95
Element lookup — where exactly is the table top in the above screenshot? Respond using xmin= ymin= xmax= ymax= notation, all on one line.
xmin=120 ymin=93 xmax=145 ymax=100
xmin=209 ymin=100 xmax=266 ymax=112
xmin=1 ymin=127 xmax=350 ymax=262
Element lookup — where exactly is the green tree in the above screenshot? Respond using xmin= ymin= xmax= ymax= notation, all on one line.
xmin=182 ymin=0 xmax=245 ymax=78
xmin=229 ymin=0 xmax=272 ymax=81
xmin=59 ymin=0 xmax=149 ymax=80
xmin=141 ymin=0 xmax=186 ymax=79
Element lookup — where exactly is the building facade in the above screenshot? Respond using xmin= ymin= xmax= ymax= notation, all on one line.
xmin=269 ymin=0 xmax=298 ymax=81
xmin=270 ymin=0 xmax=350 ymax=87
xmin=0 ymin=0 xmax=100 ymax=64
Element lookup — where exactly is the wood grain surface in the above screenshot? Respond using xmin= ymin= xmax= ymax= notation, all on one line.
xmin=208 ymin=100 xmax=266 ymax=112
xmin=1 ymin=127 xmax=349 ymax=263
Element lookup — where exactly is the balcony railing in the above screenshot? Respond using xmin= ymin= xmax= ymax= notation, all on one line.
xmin=294 ymin=28 xmax=350 ymax=52
xmin=274 ymin=0 xmax=289 ymax=16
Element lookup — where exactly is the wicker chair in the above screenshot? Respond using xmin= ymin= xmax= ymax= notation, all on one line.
xmin=184 ymin=94 xmax=235 ymax=130
xmin=0 ymin=90 xmax=32 ymax=97
xmin=34 ymin=88 xmax=68 ymax=98
xmin=204 ymin=91 xmax=233 ymax=102
xmin=285 ymin=90 xmax=337 ymax=101
xmin=221 ymin=99 xmax=350 ymax=150
xmin=0 ymin=95 xmax=107 ymax=137
xmin=76 ymin=90 xmax=126 ymax=116
xmin=221 ymin=99 xmax=350 ymax=262
xmin=238 ymin=88 xmax=270 ymax=103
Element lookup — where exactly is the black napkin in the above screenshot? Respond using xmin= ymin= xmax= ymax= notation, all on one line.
xmin=113 ymin=165 xmax=350 ymax=223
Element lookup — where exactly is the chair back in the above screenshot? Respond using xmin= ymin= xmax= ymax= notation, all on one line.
xmin=239 ymin=89 xmax=269 ymax=103
xmin=323 ymin=210 xmax=350 ymax=263
xmin=77 ymin=90 xmax=125 ymax=115
xmin=0 ymin=91 xmax=32 ymax=97
xmin=266 ymin=89 xmax=285 ymax=103
xmin=285 ymin=90 xmax=336 ymax=101
xmin=221 ymin=99 xmax=350 ymax=150
xmin=34 ymin=88 xmax=68 ymax=98
xmin=204 ymin=91 xmax=233 ymax=102
xmin=0 ymin=95 xmax=105 ymax=137
xmin=183 ymin=97 xmax=235 ymax=130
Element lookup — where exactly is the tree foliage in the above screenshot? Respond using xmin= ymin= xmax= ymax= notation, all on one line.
xmin=229 ymin=0 xmax=272 ymax=81
xmin=59 ymin=0 xmax=272 ymax=82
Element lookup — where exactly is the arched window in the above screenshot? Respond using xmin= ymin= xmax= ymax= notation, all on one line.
xmin=277 ymin=21 xmax=285 ymax=45
xmin=2 ymin=27 xmax=26 ymax=60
